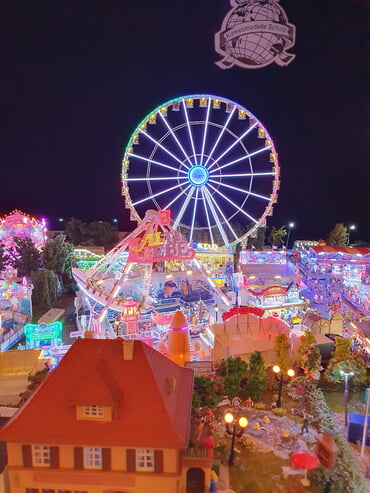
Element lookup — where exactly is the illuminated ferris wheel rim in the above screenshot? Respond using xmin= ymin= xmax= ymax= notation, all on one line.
xmin=122 ymin=93 xmax=280 ymax=248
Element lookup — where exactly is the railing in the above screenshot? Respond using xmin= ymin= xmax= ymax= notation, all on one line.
xmin=182 ymin=448 xmax=210 ymax=461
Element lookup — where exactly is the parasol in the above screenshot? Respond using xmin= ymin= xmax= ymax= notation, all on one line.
xmin=291 ymin=449 xmax=320 ymax=486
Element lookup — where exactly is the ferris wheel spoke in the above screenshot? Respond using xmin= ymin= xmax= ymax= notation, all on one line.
xmin=132 ymin=181 xmax=186 ymax=207
xmin=189 ymin=188 xmax=199 ymax=243
xmin=211 ymin=172 xmax=275 ymax=178
xmin=126 ymin=176 xmax=187 ymax=182
xmin=208 ymin=121 xmax=258 ymax=172
xmin=204 ymin=106 xmax=236 ymax=167
xmin=128 ymin=152 xmax=187 ymax=174
xmin=203 ymin=188 xmax=234 ymax=246
xmin=209 ymin=180 xmax=271 ymax=201
xmin=139 ymin=129 xmax=186 ymax=168
xmin=206 ymin=188 xmax=239 ymax=240
xmin=158 ymin=112 xmax=193 ymax=168
xmin=173 ymin=186 xmax=196 ymax=230
xmin=163 ymin=183 xmax=192 ymax=210
xmin=208 ymin=183 xmax=258 ymax=224
xmin=211 ymin=145 xmax=272 ymax=173
xmin=182 ymin=99 xmax=197 ymax=161
xmin=199 ymin=99 xmax=212 ymax=165
xmin=200 ymin=188 xmax=215 ymax=245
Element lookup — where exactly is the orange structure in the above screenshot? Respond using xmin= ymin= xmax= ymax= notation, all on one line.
xmin=0 ymin=339 xmax=212 ymax=493
xmin=167 ymin=310 xmax=191 ymax=367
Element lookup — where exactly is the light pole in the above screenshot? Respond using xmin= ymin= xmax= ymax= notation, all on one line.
xmin=286 ymin=222 xmax=295 ymax=249
xmin=58 ymin=218 xmax=65 ymax=230
xmin=214 ymin=305 xmax=219 ymax=322
xmin=273 ymin=365 xmax=295 ymax=408
xmin=360 ymin=388 xmax=370 ymax=457
xmin=347 ymin=224 xmax=356 ymax=246
xmin=340 ymin=368 xmax=354 ymax=426
xmin=224 ymin=412 xmax=248 ymax=466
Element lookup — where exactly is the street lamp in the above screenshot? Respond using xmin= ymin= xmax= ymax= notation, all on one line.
xmin=58 ymin=218 xmax=65 ymax=230
xmin=214 ymin=305 xmax=219 ymax=322
xmin=224 ymin=412 xmax=248 ymax=466
xmin=273 ymin=365 xmax=295 ymax=408
xmin=340 ymin=368 xmax=354 ymax=426
xmin=347 ymin=224 xmax=356 ymax=246
xmin=286 ymin=222 xmax=295 ymax=249
xmin=112 ymin=218 xmax=118 ymax=228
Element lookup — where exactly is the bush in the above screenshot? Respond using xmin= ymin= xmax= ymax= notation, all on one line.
xmin=272 ymin=407 xmax=287 ymax=417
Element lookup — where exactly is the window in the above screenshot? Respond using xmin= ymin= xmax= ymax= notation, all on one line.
xmin=26 ymin=489 xmax=39 ymax=493
xmin=32 ymin=445 xmax=50 ymax=467
xmin=58 ymin=491 xmax=71 ymax=493
xmin=136 ymin=449 xmax=154 ymax=472
xmin=83 ymin=405 xmax=104 ymax=417
xmin=42 ymin=490 xmax=55 ymax=493
xmin=84 ymin=447 xmax=102 ymax=469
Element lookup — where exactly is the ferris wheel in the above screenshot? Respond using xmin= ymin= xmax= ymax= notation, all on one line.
xmin=122 ymin=94 xmax=280 ymax=248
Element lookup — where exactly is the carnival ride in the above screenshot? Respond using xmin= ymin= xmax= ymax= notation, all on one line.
xmin=72 ymin=94 xmax=281 ymax=355
xmin=0 ymin=210 xmax=46 ymax=250
xmin=122 ymin=94 xmax=280 ymax=248
xmin=72 ymin=209 xmax=230 ymax=341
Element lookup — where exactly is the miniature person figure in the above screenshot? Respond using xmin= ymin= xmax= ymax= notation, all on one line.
xmin=157 ymin=280 xmax=181 ymax=299
xmin=245 ymin=396 xmax=254 ymax=408
xmin=301 ymin=411 xmax=310 ymax=435
xmin=231 ymin=396 xmax=241 ymax=408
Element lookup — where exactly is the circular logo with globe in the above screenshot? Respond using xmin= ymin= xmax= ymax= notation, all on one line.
xmin=215 ymin=0 xmax=296 ymax=69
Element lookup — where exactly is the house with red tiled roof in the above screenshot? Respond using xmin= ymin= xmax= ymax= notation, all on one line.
xmin=0 ymin=339 xmax=213 ymax=493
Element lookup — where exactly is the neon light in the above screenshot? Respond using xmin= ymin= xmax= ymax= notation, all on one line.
xmin=210 ymin=180 xmax=270 ymax=201
xmin=132 ymin=182 xmax=187 ymax=207
xmin=128 ymin=152 xmax=187 ymax=174
xmin=204 ymin=106 xmax=236 ymax=166
xmin=182 ymin=99 xmax=197 ymax=160
xmin=158 ymin=111 xmax=192 ymax=168
xmin=214 ymin=145 xmax=271 ymax=172
xmin=208 ymin=121 xmax=258 ymax=171
xmin=208 ymin=183 xmax=258 ymax=224
xmin=139 ymin=129 xmax=186 ymax=167
xmin=199 ymin=98 xmax=211 ymax=165
xmin=173 ymin=187 xmax=195 ymax=229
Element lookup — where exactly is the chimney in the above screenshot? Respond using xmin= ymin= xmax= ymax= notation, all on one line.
xmin=123 ymin=340 xmax=134 ymax=360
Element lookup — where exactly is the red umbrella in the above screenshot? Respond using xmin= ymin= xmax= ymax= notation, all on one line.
xmin=291 ymin=450 xmax=320 ymax=486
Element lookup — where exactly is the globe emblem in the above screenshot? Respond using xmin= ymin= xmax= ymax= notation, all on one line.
xmin=215 ymin=0 xmax=296 ymax=70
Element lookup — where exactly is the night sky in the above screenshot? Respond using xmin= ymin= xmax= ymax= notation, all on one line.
xmin=1 ymin=0 xmax=368 ymax=243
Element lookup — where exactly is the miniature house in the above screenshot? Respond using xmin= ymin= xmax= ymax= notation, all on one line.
xmin=0 ymin=339 xmax=212 ymax=493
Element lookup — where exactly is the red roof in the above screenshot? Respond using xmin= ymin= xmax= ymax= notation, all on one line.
xmin=0 ymin=339 xmax=194 ymax=449
xmin=310 ymin=246 xmax=370 ymax=256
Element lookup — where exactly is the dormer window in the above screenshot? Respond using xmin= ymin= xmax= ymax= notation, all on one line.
xmin=76 ymin=404 xmax=112 ymax=421
xmin=83 ymin=405 xmax=104 ymax=417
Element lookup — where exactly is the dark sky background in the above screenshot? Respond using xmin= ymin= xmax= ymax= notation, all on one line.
xmin=1 ymin=0 xmax=369 ymax=244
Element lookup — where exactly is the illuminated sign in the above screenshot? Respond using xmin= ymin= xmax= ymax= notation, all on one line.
xmin=128 ymin=230 xmax=195 ymax=263
xmin=215 ymin=0 xmax=296 ymax=70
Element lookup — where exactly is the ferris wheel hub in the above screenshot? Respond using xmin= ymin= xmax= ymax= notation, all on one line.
xmin=188 ymin=165 xmax=209 ymax=187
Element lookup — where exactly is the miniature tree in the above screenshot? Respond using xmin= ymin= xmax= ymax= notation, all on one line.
xmin=327 ymin=223 xmax=348 ymax=246
xmin=31 ymin=268 xmax=59 ymax=309
xmin=8 ymin=237 xmax=41 ymax=276
xmin=247 ymin=351 xmax=267 ymax=401
xmin=223 ymin=356 xmax=247 ymax=398
xmin=299 ymin=345 xmax=322 ymax=382
xmin=325 ymin=336 xmax=367 ymax=385
xmin=297 ymin=330 xmax=317 ymax=367
xmin=43 ymin=234 xmax=74 ymax=290
xmin=268 ymin=226 xmax=287 ymax=247
xmin=0 ymin=243 xmax=9 ymax=273
xmin=192 ymin=376 xmax=222 ymax=413
xmin=274 ymin=333 xmax=291 ymax=371
xmin=65 ymin=217 xmax=88 ymax=245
